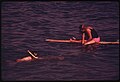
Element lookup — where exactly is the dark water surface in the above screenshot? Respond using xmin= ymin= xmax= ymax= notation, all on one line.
xmin=1 ymin=1 xmax=119 ymax=81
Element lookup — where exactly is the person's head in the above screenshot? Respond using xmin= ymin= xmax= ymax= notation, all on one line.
xmin=79 ymin=25 xmax=82 ymax=30
xmin=79 ymin=24 xmax=85 ymax=33
xmin=79 ymin=24 xmax=85 ymax=29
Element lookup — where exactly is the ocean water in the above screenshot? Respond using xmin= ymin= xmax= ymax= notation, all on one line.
xmin=1 ymin=1 xmax=119 ymax=81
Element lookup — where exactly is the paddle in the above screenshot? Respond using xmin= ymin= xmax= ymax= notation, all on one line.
xmin=27 ymin=50 xmax=38 ymax=59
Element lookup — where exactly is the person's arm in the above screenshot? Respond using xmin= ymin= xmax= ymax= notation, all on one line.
xmin=82 ymin=33 xmax=85 ymax=44
xmin=86 ymin=29 xmax=92 ymax=41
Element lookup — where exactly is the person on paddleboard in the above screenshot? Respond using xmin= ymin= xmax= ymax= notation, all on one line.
xmin=79 ymin=24 xmax=100 ymax=45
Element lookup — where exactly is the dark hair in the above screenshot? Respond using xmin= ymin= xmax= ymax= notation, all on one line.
xmin=79 ymin=25 xmax=82 ymax=29
xmin=79 ymin=25 xmax=83 ymax=33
